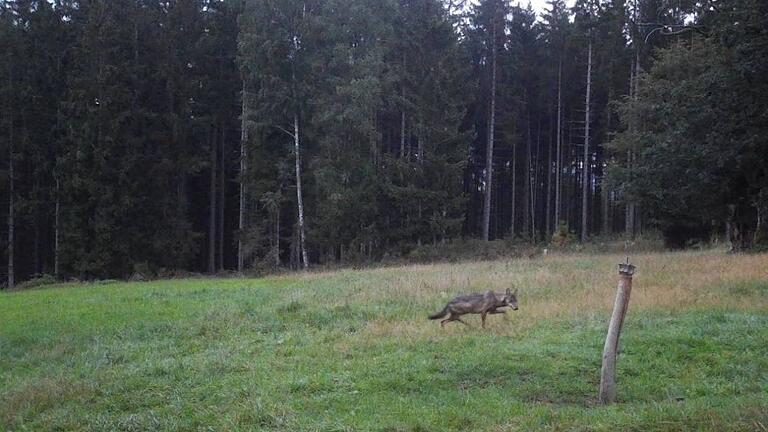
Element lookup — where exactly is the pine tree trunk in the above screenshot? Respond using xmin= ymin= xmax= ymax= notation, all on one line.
xmin=602 ymin=99 xmax=612 ymax=236
xmin=602 ymin=182 xmax=610 ymax=235
xmin=524 ymin=109 xmax=531 ymax=240
xmin=632 ymin=48 xmax=641 ymax=237
xmin=753 ymin=188 xmax=767 ymax=246
xmin=32 ymin=175 xmax=40 ymax=274
xmin=406 ymin=120 xmax=411 ymax=162
xmin=555 ymin=59 xmax=563 ymax=228
xmin=218 ymin=125 xmax=226 ymax=271
xmin=34 ymin=210 xmax=40 ymax=275
xmin=275 ymin=202 xmax=281 ymax=268
xmin=208 ymin=126 xmax=217 ymax=274
xmin=417 ymin=204 xmax=423 ymax=246
xmin=581 ymin=39 xmax=592 ymax=243
xmin=417 ymin=127 xmax=423 ymax=163
xmin=626 ymin=5 xmax=639 ymax=239
xmin=7 ymin=114 xmax=14 ymax=289
xmin=238 ymin=83 xmax=248 ymax=272
xmin=372 ymin=110 xmax=380 ymax=167
xmin=625 ymin=157 xmax=634 ymax=237
xmin=565 ymin=120 xmax=573 ymax=229
xmin=532 ymin=117 xmax=540 ymax=240
xmin=291 ymin=230 xmax=299 ymax=269
xmin=625 ymin=51 xmax=637 ymax=239
xmin=482 ymin=15 xmax=497 ymax=242
xmin=400 ymin=110 xmax=406 ymax=159
xmin=546 ymin=117 xmax=553 ymax=236
xmin=294 ymin=113 xmax=308 ymax=269
xmin=55 ymin=178 xmax=60 ymax=279
xmin=400 ymin=54 xmax=407 ymax=159
xmin=511 ymin=140 xmax=516 ymax=237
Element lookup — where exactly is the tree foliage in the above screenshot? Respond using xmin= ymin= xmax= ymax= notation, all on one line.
xmin=610 ymin=0 xmax=768 ymax=249
xmin=1 ymin=0 xmax=766 ymax=284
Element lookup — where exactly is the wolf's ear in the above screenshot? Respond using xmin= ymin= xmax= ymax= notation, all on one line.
xmin=506 ymin=288 xmax=511 ymax=295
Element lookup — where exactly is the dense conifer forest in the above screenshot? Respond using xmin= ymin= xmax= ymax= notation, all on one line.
xmin=1 ymin=0 xmax=766 ymax=285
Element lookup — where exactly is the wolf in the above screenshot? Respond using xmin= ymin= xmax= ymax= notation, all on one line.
xmin=428 ymin=288 xmax=518 ymax=328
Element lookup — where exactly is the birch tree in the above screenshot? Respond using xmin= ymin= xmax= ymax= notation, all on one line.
xmin=581 ymin=37 xmax=592 ymax=242
xmin=480 ymin=0 xmax=503 ymax=241
xmin=293 ymin=113 xmax=308 ymax=269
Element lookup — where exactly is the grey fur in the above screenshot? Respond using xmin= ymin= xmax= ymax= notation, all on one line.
xmin=429 ymin=288 xmax=518 ymax=328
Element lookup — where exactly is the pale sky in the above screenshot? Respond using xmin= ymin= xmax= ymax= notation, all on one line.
xmin=508 ymin=0 xmax=577 ymax=15
xmin=463 ymin=0 xmax=578 ymax=20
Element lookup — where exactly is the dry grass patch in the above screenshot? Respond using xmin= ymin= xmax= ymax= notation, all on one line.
xmin=356 ymin=251 xmax=768 ymax=339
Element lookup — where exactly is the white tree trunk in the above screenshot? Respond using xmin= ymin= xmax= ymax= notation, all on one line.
xmin=294 ymin=113 xmax=308 ymax=270
xmin=482 ymin=16 xmax=497 ymax=242
xmin=581 ymin=40 xmax=592 ymax=243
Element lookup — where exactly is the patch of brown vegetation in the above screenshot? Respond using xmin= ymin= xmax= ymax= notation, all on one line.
xmin=355 ymin=251 xmax=768 ymax=340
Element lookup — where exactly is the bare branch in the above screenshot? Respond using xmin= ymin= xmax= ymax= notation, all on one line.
xmin=273 ymin=124 xmax=296 ymax=139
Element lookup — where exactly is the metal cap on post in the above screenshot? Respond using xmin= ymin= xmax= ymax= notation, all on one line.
xmin=618 ymin=257 xmax=636 ymax=277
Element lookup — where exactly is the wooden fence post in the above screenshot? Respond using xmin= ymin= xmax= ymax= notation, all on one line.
xmin=599 ymin=258 xmax=636 ymax=404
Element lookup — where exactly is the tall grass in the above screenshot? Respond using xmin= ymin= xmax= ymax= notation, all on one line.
xmin=299 ymin=250 xmax=768 ymax=338
xmin=1 ymin=250 xmax=766 ymax=431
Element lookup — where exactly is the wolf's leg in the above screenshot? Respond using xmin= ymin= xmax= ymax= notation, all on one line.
xmin=481 ymin=312 xmax=487 ymax=328
xmin=441 ymin=313 xmax=458 ymax=328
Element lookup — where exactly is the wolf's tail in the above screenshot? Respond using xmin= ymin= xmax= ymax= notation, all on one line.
xmin=428 ymin=305 xmax=449 ymax=320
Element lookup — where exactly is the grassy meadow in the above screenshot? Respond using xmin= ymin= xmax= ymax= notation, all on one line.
xmin=1 ymin=250 xmax=767 ymax=431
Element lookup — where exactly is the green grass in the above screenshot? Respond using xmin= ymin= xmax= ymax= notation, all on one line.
xmin=2 ymin=252 xmax=768 ymax=431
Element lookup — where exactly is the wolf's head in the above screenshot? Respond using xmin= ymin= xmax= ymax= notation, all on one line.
xmin=503 ymin=288 xmax=519 ymax=310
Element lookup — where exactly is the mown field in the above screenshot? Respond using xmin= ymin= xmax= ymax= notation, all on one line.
xmin=2 ymin=251 xmax=767 ymax=431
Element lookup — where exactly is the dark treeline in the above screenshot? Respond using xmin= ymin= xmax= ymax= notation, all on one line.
xmin=1 ymin=0 xmax=766 ymax=285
